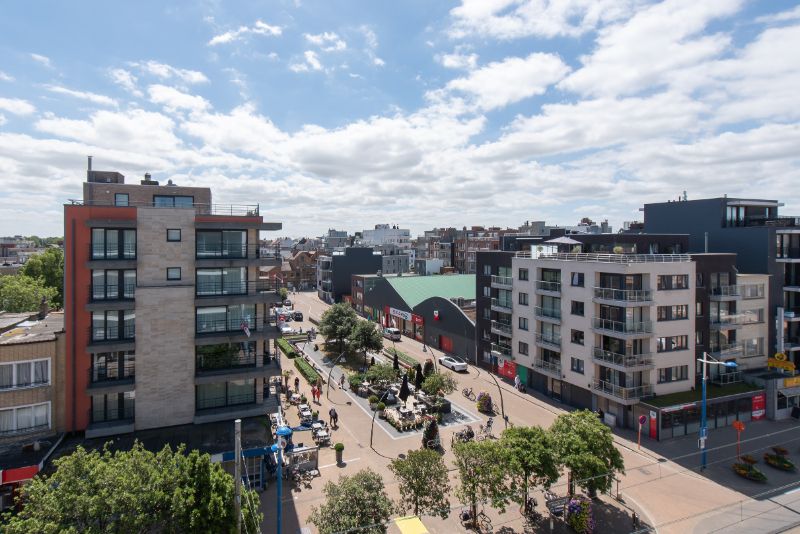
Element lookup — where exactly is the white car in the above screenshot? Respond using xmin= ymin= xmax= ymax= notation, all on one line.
xmin=439 ymin=355 xmax=467 ymax=372
xmin=280 ymin=324 xmax=294 ymax=335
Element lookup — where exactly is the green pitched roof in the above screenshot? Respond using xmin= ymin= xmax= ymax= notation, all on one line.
xmin=386 ymin=274 xmax=475 ymax=309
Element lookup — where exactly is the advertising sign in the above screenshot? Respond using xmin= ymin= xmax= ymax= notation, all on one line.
xmin=751 ymin=392 xmax=766 ymax=420
xmin=389 ymin=307 xmax=412 ymax=322
xmin=497 ymin=359 xmax=516 ymax=380
xmin=649 ymin=410 xmax=657 ymax=439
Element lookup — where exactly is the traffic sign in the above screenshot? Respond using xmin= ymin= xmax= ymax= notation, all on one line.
xmin=638 ymin=415 xmax=647 ymax=426
xmin=732 ymin=420 xmax=745 ymax=432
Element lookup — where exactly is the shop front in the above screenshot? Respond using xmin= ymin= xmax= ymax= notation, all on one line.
xmin=383 ymin=306 xmax=424 ymax=341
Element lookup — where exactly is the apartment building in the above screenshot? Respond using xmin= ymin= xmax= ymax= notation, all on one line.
xmin=64 ymin=160 xmax=283 ymax=439
xmin=316 ymin=247 xmax=382 ymax=303
xmin=361 ymin=224 xmax=411 ymax=250
xmin=0 ymin=310 xmax=65 ymax=502
xmin=320 ymin=229 xmax=349 ymax=253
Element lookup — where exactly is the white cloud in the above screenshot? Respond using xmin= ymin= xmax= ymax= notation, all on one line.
xmin=289 ymin=51 xmax=324 ymax=73
xmin=304 ymin=32 xmax=347 ymax=52
xmin=440 ymin=53 xmax=570 ymax=111
xmin=44 ymin=85 xmax=118 ymax=107
xmin=755 ymin=5 xmax=800 ymax=24
xmin=148 ymin=85 xmax=210 ymax=112
xmin=208 ymin=20 xmax=282 ymax=46
xmin=449 ymin=0 xmax=642 ymax=39
xmin=0 ymin=114 xmax=6 ymax=126
xmin=559 ymin=0 xmax=743 ymax=97
xmin=359 ymin=26 xmax=385 ymax=67
xmin=0 ymin=71 xmax=14 ymax=82
xmin=0 ymin=98 xmax=36 ymax=115
xmin=437 ymin=52 xmax=479 ymax=70
xmin=109 ymin=68 xmax=142 ymax=97
xmin=30 ymin=53 xmax=53 ymax=68
xmin=131 ymin=60 xmax=209 ymax=85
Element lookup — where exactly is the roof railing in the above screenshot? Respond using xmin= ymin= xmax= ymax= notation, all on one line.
xmin=67 ymin=199 xmax=259 ymax=216
xmin=516 ymin=252 xmax=691 ymax=263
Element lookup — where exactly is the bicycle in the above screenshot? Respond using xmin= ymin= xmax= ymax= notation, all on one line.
xmin=462 ymin=387 xmax=476 ymax=401
xmin=476 ymin=510 xmax=492 ymax=533
xmin=521 ymin=496 xmax=541 ymax=526
xmin=476 ymin=418 xmax=494 ymax=441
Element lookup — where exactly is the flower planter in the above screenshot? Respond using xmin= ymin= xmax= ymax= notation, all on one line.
xmin=764 ymin=453 xmax=796 ymax=472
xmin=772 ymin=446 xmax=789 ymax=456
xmin=733 ymin=463 xmax=768 ymax=482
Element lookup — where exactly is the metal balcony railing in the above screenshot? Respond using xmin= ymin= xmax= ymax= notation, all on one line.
xmin=490 ymin=298 xmax=513 ymax=311
xmin=196 ymin=352 xmax=258 ymax=373
xmin=535 ymin=280 xmax=561 ymax=293
xmin=591 ymin=317 xmax=653 ymax=335
xmin=517 ymin=252 xmax=692 ymax=263
xmin=0 ymin=423 xmax=51 ymax=437
xmin=534 ymin=306 xmax=561 ymax=320
xmin=534 ymin=332 xmax=561 ymax=347
xmin=195 ymin=317 xmax=257 ymax=335
xmin=593 ymin=380 xmax=653 ymax=401
xmin=196 ymin=392 xmax=256 ymax=411
xmin=533 ymin=359 xmax=561 ymax=376
xmin=195 ymin=279 xmax=282 ymax=297
xmin=89 ymin=324 xmax=135 ymax=343
xmin=490 ymin=320 xmax=512 ymax=336
xmin=89 ymin=282 xmax=136 ymax=301
xmin=89 ymin=243 xmax=136 ymax=260
xmin=490 ymin=275 xmax=513 ymax=287
xmin=593 ymin=287 xmax=652 ymax=302
xmin=491 ymin=343 xmax=512 ymax=358
xmin=710 ymin=371 xmax=743 ymax=386
xmin=592 ymin=347 xmax=653 ymax=368
xmin=710 ymin=310 xmax=765 ymax=327
xmin=88 ymin=362 xmax=135 ymax=385
xmin=69 ymin=198 xmax=260 ymax=216
xmin=89 ymin=405 xmax=135 ymax=425
xmin=710 ymin=284 xmax=765 ymax=299
xmin=196 ymin=244 xmax=280 ymax=260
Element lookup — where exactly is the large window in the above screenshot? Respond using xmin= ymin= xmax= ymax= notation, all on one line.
xmin=658 ymin=365 xmax=689 ymax=383
xmin=92 ymin=310 xmax=135 ymax=341
xmin=153 ymin=195 xmax=194 ymax=208
xmin=91 ymin=352 xmax=135 ymax=382
xmin=196 ymin=230 xmax=247 ymax=258
xmin=518 ymin=268 xmax=529 ymax=281
xmin=570 ymin=329 xmax=584 ymax=345
xmin=0 ymin=402 xmax=50 ymax=435
xmin=196 ymin=267 xmax=247 ymax=295
xmin=657 ymin=274 xmax=689 ymax=290
xmin=0 ymin=359 xmax=50 ymax=389
xmin=657 ymin=305 xmax=689 ymax=321
xmin=92 ymin=269 xmax=135 ymax=300
xmin=114 ymin=193 xmax=129 ymax=206
xmin=196 ymin=379 xmax=255 ymax=410
xmin=196 ymin=304 xmax=256 ymax=333
xmin=518 ymin=342 xmax=529 ymax=356
xmin=571 ymin=301 xmax=584 ymax=316
xmin=657 ymin=335 xmax=689 ymax=352
xmin=91 ymin=228 xmax=136 ymax=259
xmin=518 ymin=292 xmax=529 ymax=305
xmin=196 ymin=342 xmax=256 ymax=372
xmin=91 ymin=392 xmax=135 ymax=423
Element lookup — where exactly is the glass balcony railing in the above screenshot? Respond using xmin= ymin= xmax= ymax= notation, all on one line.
xmin=196 ymin=352 xmax=258 ymax=374
xmin=591 ymin=317 xmax=653 ymax=335
xmin=534 ymin=306 xmax=561 ymax=320
xmin=535 ymin=280 xmax=561 ymax=293
xmin=533 ymin=359 xmax=561 ymax=376
xmin=89 ymin=361 xmax=135 ymax=385
xmin=89 ymin=324 xmax=135 ymax=343
xmin=196 ymin=317 xmax=257 ymax=335
xmin=534 ymin=332 xmax=561 ymax=348
xmin=490 ymin=320 xmax=512 ymax=336
xmin=710 ymin=284 xmax=765 ymax=299
xmin=89 ymin=404 xmax=135 ymax=425
xmin=490 ymin=275 xmax=513 ymax=287
xmin=491 ymin=298 xmax=513 ymax=311
xmin=593 ymin=380 xmax=653 ymax=401
xmin=591 ymin=347 xmax=653 ymax=368
xmin=593 ymin=287 xmax=652 ymax=302
xmin=196 ymin=244 xmax=281 ymax=260
xmin=195 ymin=279 xmax=281 ymax=297
xmin=491 ymin=342 xmax=512 ymax=358
xmin=89 ymin=282 xmax=136 ymax=301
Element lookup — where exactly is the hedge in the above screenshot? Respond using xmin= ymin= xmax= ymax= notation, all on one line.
xmin=385 ymin=347 xmax=417 ymax=368
xmin=294 ymin=357 xmax=322 ymax=385
xmin=277 ymin=339 xmax=298 ymax=358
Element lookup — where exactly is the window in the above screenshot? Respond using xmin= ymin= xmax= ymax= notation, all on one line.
xmin=518 ymin=268 xmax=529 ymax=281
xmin=196 ymin=379 xmax=255 ymax=410
xmin=658 ymin=365 xmax=689 ymax=383
xmin=167 ymin=267 xmax=181 ymax=280
xmin=518 ymin=292 xmax=529 ymax=305
xmin=167 ymin=229 xmax=181 ymax=242
xmin=0 ymin=359 xmax=50 ymax=390
xmin=571 ymin=272 xmax=584 ymax=287
xmin=571 ymin=357 xmax=584 ymax=374
xmin=696 ymin=331 xmax=704 ymax=346
xmin=153 ymin=195 xmax=194 ymax=208
xmin=114 ymin=193 xmax=129 ymax=206
xmin=483 ymin=265 xmax=492 ymax=276
xmin=483 ymin=308 xmax=491 ymax=319
xmin=197 ymin=230 xmax=247 ymax=258
xmin=483 ymin=286 xmax=491 ymax=297
xmin=657 ymin=274 xmax=689 ymax=290
xmin=92 ymin=311 xmax=135 ymax=341
xmin=657 ymin=305 xmax=689 ymax=321
xmin=696 ymin=301 xmax=704 ymax=317
xmin=0 ymin=402 xmax=50 ymax=434
xmin=570 ymin=329 xmax=584 ymax=345
xmin=518 ymin=341 xmax=529 ymax=356
xmin=91 ymin=228 xmax=136 ymax=259
xmin=519 ymin=317 xmax=529 ymax=331
xmin=196 ymin=267 xmax=246 ymax=295
xmin=696 ymin=273 xmax=704 ymax=288
xmin=92 ymin=269 xmax=136 ymax=300
xmin=657 ymin=335 xmax=689 ymax=352
xmin=571 ymin=301 xmax=584 ymax=316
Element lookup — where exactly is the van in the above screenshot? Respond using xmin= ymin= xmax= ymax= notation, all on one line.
xmin=383 ymin=327 xmax=401 ymax=341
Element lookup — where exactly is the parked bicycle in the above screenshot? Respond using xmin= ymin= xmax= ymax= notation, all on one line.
xmin=451 ymin=425 xmax=475 ymax=446
xmin=521 ymin=496 xmax=541 ymax=525
xmin=462 ymin=387 xmax=476 ymax=401
xmin=459 ymin=508 xmax=492 ymax=533
xmin=476 ymin=418 xmax=494 ymax=441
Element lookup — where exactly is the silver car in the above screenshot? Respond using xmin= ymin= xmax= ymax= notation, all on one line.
xmin=439 ymin=355 xmax=467 ymax=372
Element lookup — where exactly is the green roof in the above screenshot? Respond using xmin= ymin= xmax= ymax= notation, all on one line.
xmin=386 ymin=274 xmax=476 ymax=309
xmin=642 ymin=382 xmax=762 ymax=408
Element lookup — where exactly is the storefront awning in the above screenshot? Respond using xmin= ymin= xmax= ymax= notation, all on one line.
xmin=1 ymin=465 xmax=39 ymax=485
xmin=395 ymin=516 xmax=429 ymax=534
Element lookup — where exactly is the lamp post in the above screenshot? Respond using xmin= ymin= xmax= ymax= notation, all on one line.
xmin=326 ymin=351 xmax=347 ymax=401
xmin=697 ymin=352 xmax=738 ymax=470
xmin=369 ymin=389 xmax=392 ymax=450
xmin=270 ymin=425 xmax=293 ymax=534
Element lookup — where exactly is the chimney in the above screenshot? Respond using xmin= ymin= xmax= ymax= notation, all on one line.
xmin=87 ymin=155 xmax=92 ymax=172
xmin=38 ymin=296 xmax=49 ymax=320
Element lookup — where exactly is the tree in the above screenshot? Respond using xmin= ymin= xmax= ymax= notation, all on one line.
xmin=279 ymin=286 xmax=289 ymax=300
xmin=364 ymin=363 xmax=400 ymax=386
xmin=453 ymin=441 xmax=510 ymax=523
xmin=0 ymin=275 xmax=58 ymax=313
xmin=309 ymin=469 xmax=394 ymax=534
xmin=550 ymin=410 xmax=625 ymax=496
xmin=348 ymin=320 xmax=384 ymax=367
xmin=420 ymin=371 xmax=458 ymax=397
xmin=2 ymin=442 xmax=262 ymax=534
xmin=318 ymin=303 xmax=358 ymax=352
xmin=389 ymin=449 xmax=450 ymax=518
xmin=501 ymin=426 xmax=559 ymax=513
xmin=21 ymin=248 xmax=64 ymax=308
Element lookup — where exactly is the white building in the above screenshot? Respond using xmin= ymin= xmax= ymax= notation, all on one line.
xmin=361 ymin=225 xmax=411 ymax=250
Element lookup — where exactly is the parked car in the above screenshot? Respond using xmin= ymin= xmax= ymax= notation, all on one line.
xmin=284 ymin=299 xmax=293 ymax=308
xmin=439 ymin=355 xmax=467 ymax=372
xmin=280 ymin=324 xmax=294 ymax=335
xmin=293 ymin=311 xmax=303 ymax=321
xmin=382 ymin=327 xmax=401 ymax=341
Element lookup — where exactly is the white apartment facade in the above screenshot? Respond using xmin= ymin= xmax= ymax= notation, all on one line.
xmin=508 ymin=252 xmax=696 ymax=428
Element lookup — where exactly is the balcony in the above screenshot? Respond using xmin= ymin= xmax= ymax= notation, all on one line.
xmin=491 ymin=342 xmax=512 ymax=359
xmin=87 ymin=325 xmax=135 ymax=351
xmin=69 ymin=198 xmax=260 ymax=216
xmin=520 ymin=252 xmax=692 ymax=264
xmin=533 ymin=358 xmax=562 ymax=377
xmin=534 ymin=306 xmax=561 ymax=322
xmin=777 ymin=248 xmax=800 ymax=262
xmin=196 ymin=244 xmax=281 ymax=264
xmin=591 ymin=317 xmax=653 ymax=337
xmin=534 ymin=331 xmax=561 ymax=350
xmin=710 ymin=371 xmax=743 ymax=386
xmin=591 ymin=347 xmax=654 ymax=371
xmin=535 ymin=280 xmax=561 ymax=294
xmin=195 ymin=279 xmax=283 ymax=305
xmin=592 ymin=287 xmax=653 ymax=306
xmin=86 ymin=406 xmax=135 ymax=438
xmin=89 ymin=282 xmax=136 ymax=302
xmin=490 ymin=320 xmax=512 ymax=337
xmin=195 ymin=317 xmax=278 ymax=343
xmin=784 ymin=309 xmax=800 ymax=322
xmin=490 ymin=275 xmax=513 ymax=289
xmin=710 ymin=284 xmax=765 ymax=300
xmin=490 ymin=298 xmax=513 ymax=313
xmin=87 ymin=362 xmax=135 ymax=391
xmin=784 ymin=338 xmax=800 ymax=352
xmin=88 ymin=243 xmax=136 ymax=262
xmin=709 ymin=310 xmax=764 ymax=329
xmin=0 ymin=423 xmax=51 ymax=438
xmin=592 ymin=380 xmax=653 ymax=405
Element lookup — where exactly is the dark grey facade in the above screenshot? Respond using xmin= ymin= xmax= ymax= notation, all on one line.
xmin=317 ymin=247 xmax=382 ymax=303
xmin=475 ymin=251 xmax=514 ymax=371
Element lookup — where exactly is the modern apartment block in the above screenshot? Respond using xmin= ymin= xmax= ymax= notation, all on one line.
xmin=64 ymin=160 xmax=283 ymax=439
xmin=0 ymin=310 xmax=65 ymax=501
xmin=316 ymin=247 xmax=382 ymax=303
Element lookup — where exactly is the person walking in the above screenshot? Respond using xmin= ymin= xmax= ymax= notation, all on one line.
xmin=294 ymin=376 xmax=300 ymax=393
xmin=311 ymin=385 xmax=318 ymax=404
xmin=339 ymin=374 xmax=346 ymax=390
xmin=329 ymin=407 xmax=338 ymax=427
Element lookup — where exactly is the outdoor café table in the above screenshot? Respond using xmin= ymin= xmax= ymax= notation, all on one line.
xmin=298 ymin=404 xmax=310 ymax=412
xmin=290 ymin=394 xmax=301 ymax=404
xmin=398 ymin=406 xmax=413 ymax=418
xmin=300 ymin=409 xmax=313 ymax=419
xmin=311 ymin=422 xmax=325 ymax=431
xmin=314 ymin=429 xmax=329 ymax=442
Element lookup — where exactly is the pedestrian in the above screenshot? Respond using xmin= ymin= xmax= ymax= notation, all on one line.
xmin=329 ymin=407 xmax=338 ymax=427
xmin=514 ymin=374 xmax=521 ymax=391
xmin=315 ymin=386 xmax=321 ymax=403
xmin=294 ymin=376 xmax=300 ymax=392
xmin=339 ymin=374 xmax=346 ymax=390
xmin=311 ymin=385 xmax=317 ymax=403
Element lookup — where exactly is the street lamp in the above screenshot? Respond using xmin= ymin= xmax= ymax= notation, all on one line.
xmin=326 ymin=351 xmax=347 ymax=401
xmin=697 ymin=352 xmax=738 ymax=470
xmin=270 ymin=425 xmax=293 ymax=534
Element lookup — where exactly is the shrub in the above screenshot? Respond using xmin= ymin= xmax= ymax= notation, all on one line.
xmin=476 ymin=392 xmax=493 ymax=413
xmin=376 ymin=402 xmax=386 ymax=411
xmin=368 ymin=395 xmax=380 ymax=404
xmin=294 ymin=358 xmax=321 ymax=385
xmin=421 ymin=372 xmax=458 ymax=397
xmin=365 ymin=363 xmax=400 ymax=385
xmin=278 ymin=338 xmax=297 ymax=358
xmin=386 ymin=347 xmax=417 ymax=368
xmin=349 ymin=373 xmax=365 ymax=390
xmin=334 ymin=443 xmax=345 ymax=452
xmin=422 ymin=359 xmax=435 ymax=377
xmin=566 ymin=497 xmax=595 ymax=534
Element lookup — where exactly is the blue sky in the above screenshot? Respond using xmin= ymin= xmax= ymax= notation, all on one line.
xmin=0 ymin=0 xmax=799 ymax=238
